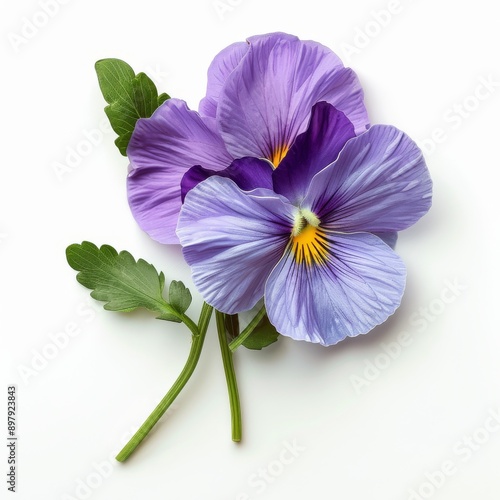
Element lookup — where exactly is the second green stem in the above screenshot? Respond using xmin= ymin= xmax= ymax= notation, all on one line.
xmin=216 ymin=311 xmax=242 ymax=442
xmin=115 ymin=302 xmax=213 ymax=462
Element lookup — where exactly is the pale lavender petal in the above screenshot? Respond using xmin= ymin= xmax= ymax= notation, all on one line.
xmin=273 ymin=102 xmax=355 ymax=204
xmin=374 ymin=232 xmax=398 ymax=249
xmin=265 ymin=232 xmax=406 ymax=346
xmin=198 ymin=41 xmax=249 ymax=119
xmin=217 ymin=33 xmax=369 ymax=164
xmin=127 ymin=99 xmax=233 ymax=244
xmin=177 ymin=177 xmax=295 ymax=313
xmin=304 ymin=125 xmax=432 ymax=233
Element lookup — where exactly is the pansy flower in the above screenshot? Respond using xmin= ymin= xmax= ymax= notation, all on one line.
xmin=176 ymin=103 xmax=432 ymax=346
xmin=127 ymin=32 xmax=369 ymax=244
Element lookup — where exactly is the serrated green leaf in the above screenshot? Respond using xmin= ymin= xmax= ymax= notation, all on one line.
xmin=168 ymin=281 xmax=192 ymax=315
xmin=66 ymin=241 xmax=183 ymax=322
xmin=242 ymin=314 xmax=280 ymax=350
xmin=95 ymin=59 xmax=170 ymax=156
xmin=156 ymin=311 xmax=182 ymax=322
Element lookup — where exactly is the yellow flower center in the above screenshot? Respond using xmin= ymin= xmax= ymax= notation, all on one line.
xmin=270 ymin=144 xmax=290 ymax=168
xmin=291 ymin=210 xmax=329 ymax=266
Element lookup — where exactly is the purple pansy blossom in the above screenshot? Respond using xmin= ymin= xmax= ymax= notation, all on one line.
xmin=176 ymin=103 xmax=432 ymax=346
xmin=126 ymin=32 xmax=369 ymax=244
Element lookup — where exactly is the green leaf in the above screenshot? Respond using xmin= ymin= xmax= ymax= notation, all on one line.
xmin=66 ymin=241 xmax=187 ymax=322
xmin=242 ymin=314 xmax=280 ymax=350
xmin=95 ymin=58 xmax=170 ymax=156
xmin=158 ymin=92 xmax=170 ymax=106
xmin=242 ymin=317 xmax=279 ymax=350
xmin=168 ymin=280 xmax=192 ymax=315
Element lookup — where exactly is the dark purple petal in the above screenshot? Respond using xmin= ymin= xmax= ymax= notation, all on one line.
xmin=177 ymin=176 xmax=294 ymax=313
xmin=304 ymin=125 xmax=433 ymax=233
xmin=181 ymin=157 xmax=274 ymax=202
xmin=127 ymin=99 xmax=233 ymax=244
xmin=265 ymin=232 xmax=406 ymax=346
xmin=220 ymin=157 xmax=274 ymax=191
xmin=198 ymin=41 xmax=249 ymax=119
xmin=273 ymin=102 xmax=356 ymax=204
xmin=180 ymin=165 xmax=218 ymax=203
xmin=217 ymin=33 xmax=369 ymax=164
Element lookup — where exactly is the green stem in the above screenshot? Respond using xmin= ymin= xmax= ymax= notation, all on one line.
xmin=177 ymin=313 xmax=199 ymax=337
xmin=158 ymin=299 xmax=199 ymax=337
xmin=196 ymin=302 xmax=214 ymax=340
xmin=228 ymin=306 xmax=266 ymax=351
xmin=215 ymin=311 xmax=242 ymax=442
xmin=115 ymin=302 xmax=213 ymax=462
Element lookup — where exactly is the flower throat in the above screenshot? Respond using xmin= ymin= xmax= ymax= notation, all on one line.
xmin=291 ymin=209 xmax=328 ymax=266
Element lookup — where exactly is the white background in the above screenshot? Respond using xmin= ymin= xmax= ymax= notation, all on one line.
xmin=2 ymin=1 xmax=500 ymax=499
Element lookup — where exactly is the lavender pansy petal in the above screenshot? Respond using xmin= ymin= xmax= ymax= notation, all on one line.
xmin=245 ymin=31 xmax=299 ymax=45
xmin=374 ymin=232 xmax=398 ymax=249
xmin=127 ymin=99 xmax=233 ymax=244
xmin=199 ymin=41 xmax=249 ymax=119
xmin=177 ymin=177 xmax=294 ymax=313
xmin=265 ymin=232 xmax=406 ymax=346
xmin=305 ymin=125 xmax=432 ymax=234
xmin=199 ymin=33 xmax=299 ymax=120
xmin=217 ymin=33 xmax=369 ymax=162
xmin=273 ymin=102 xmax=356 ymax=204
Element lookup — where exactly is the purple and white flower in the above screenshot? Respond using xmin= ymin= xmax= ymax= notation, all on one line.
xmin=126 ymin=32 xmax=368 ymax=244
xmin=177 ymin=103 xmax=432 ymax=346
